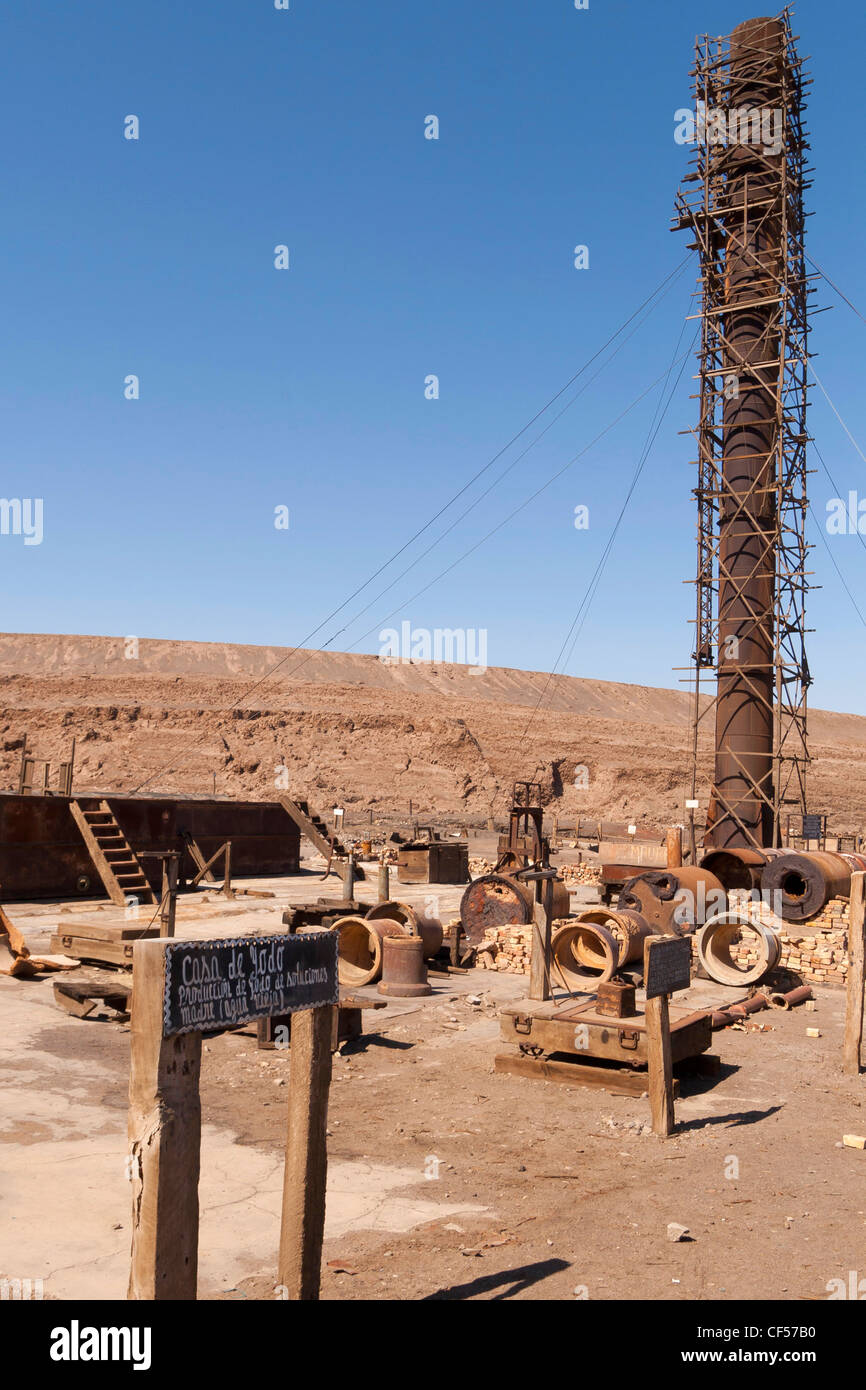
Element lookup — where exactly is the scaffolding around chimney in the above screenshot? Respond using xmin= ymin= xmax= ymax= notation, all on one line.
xmin=673 ymin=8 xmax=815 ymax=851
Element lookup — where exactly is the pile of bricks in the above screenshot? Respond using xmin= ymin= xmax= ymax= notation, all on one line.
xmin=475 ymin=918 xmax=572 ymax=974
xmin=475 ymin=923 xmax=533 ymax=973
xmin=469 ymin=857 xmax=495 ymax=878
xmin=560 ymin=861 xmax=602 ymax=888
xmin=725 ymin=891 xmax=850 ymax=987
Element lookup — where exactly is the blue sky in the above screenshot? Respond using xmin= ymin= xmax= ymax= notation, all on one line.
xmin=2 ymin=0 xmax=864 ymax=713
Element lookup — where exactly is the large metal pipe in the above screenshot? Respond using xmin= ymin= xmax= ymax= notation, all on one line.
xmin=619 ymin=866 xmax=725 ymax=935
xmin=700 ymin=845 xmax=789 ymax=893
xmin=708 ymin=17 xmax=785 ymax=850
xmin=759 ymin=850 xmax=865 ymax=923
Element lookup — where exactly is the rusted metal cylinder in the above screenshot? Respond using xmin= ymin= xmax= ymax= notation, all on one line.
xmin=697 ymin=910 xmax=781 ymax=986
xmin=700 ymin=846 xmax=788 ymax=893
xmin=377 ymin=934 xmax=431 ymax=997
xmin=768 ymin=984 xmax=813 ymax=1010
xmin=459 ymin=872 xmax=569 ymax=945
xmin=707 ymin=16 xmax=786 ymax=851
xmin=550 ymin=908 xmax=654 ymax=990
xmin=760 ymin=851 xmax=852 ymax=923
xmin=332 ymin=915 xmax=407 ymax=988
xmin=619 ymin=866 xmax=725 ymax=935
xmin=366 ymin=900 xmax=443 ymax=959
xmin=710 ymin=992 xmax=771 ymax=1029
xmin=366 ymin=899 xmax=419 ymax=930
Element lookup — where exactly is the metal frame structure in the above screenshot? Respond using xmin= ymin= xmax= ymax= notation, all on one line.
xmin=674 ymin=8 xmax=814 ymax=850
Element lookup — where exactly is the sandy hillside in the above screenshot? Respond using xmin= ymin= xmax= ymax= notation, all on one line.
xmin=1 ymin=632 xmax=864 ymax=833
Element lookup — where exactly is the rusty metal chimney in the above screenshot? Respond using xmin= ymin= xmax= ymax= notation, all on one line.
xmin=675 ymin=11 xmax=811 ymax=851
xmin=712 ymin=16 xmax=785 ymax=848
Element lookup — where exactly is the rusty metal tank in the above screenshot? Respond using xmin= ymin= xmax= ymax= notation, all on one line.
xmin=459 ymin=872 xmax=569 ymax=945
xmin=619 ymin=865 xmax=725 ymax=935
xmin=700 ymin=846 xmax=788 ymax=893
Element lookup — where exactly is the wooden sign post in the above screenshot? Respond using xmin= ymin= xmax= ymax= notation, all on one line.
xmin=643 ymin=936 xmax=691 ymax=1138
xmin=128 ymin=930 xmax=338 ymax=1301
xmin=844 ymin=872 xmax=866 ymax=1076
xmin=527 ymin=870 xmax=557 ymax=1003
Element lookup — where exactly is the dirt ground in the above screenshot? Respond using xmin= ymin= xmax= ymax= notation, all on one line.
xmin=3 ymin=851 xmax=865 ymax=1304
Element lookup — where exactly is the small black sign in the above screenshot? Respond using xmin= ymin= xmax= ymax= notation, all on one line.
xmin=802 ymin=814 xmax=823 ymax=840
xmin=644 ymin=935 xmax=692 ymax=1000
xmin=163 ymin=932 xmax=339 ymax=1037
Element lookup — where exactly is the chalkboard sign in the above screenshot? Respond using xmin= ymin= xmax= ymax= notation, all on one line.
xmin=802 ymin=814 xmax=823 ymax=840
xmin=644 ymin=935 xmax=691 ymax=1000
xmin=162 ymin=931 xmax=339 ymax=1037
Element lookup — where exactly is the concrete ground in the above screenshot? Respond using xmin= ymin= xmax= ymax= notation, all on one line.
xmin=2 ymin=856 xmax=865 ymax=1302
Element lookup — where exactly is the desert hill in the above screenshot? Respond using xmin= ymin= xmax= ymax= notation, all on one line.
xmin=1 ymin=632 xmax=864 ymax=833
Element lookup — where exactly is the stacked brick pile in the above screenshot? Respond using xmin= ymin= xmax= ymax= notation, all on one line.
xmin=560 ymin=861 xmax=602 ymax=888
xmin=725 ymin=891 xmax=850 ymax=987
xmin=469 ymin=856 xmax=495 ymax=878
xmin=475 ymin=923 xmax=533 ymax=973
xmin=476 ymin=918 xmax=572 ymax=974
xmin=468 ymin=858 xmax=600 ymax=886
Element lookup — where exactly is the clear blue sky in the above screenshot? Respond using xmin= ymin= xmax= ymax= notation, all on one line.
xmin=2 ymin=0 xmax=864 ymax=713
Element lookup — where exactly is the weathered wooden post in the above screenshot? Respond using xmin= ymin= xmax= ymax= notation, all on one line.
xmin=277 ymin=1004 xmax=335 ymax=1300
xmin=128 ymin=930 xmax=338 ymax=1301
xmin=643 ymin=935 xmax=690 ymax=1138
xmin=528 ymin=869 xmax=557 ymax=1002
xmin=128 ymin=940 xmax=201 ymax=1300
xmin=377 ymin=860 xmax=390 ymax=903
xmin=666 ymin=826 xmax=683 ymax=869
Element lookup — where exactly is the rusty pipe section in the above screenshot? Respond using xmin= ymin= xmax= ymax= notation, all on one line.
xmin=366 ymin=899 xmax=444 ymax=958
xmin=759 ymin=851 xmax=866 ymax=923
xmin=710 ymin=992 xmax=771 ymax=1029
xmin=700 ymin=846 xmax=788 ymax=893
xmin=707 ymin=17 xmax=786 ymax=851
xmin=697 ymin=909 xmax=781 ymax=986
xmin=550 ymin=908 xmax=655 ymax=991
xmin=768 ymin=984 xmax=813 ymax=1010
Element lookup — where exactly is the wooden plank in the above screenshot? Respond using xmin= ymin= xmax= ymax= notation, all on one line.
xmin=646 ymin=992 xmax=675 ymax=1137
xmin=49 ymin=921 xmax=160 ymax=943
xmin=844 ymin=872 xmax=866 ymax=1076
xmin=184 ymin=834 xmax=217 ymax=884
xmin=277 ymin=1005 xmax=334 ymax=1300
xmin=529 ymin=900 xmax=552 ymax=1003
xmin=128 ymin=939 xmax=201 ymax=1300
xmin=494 ymin=1052 xmax=681 ymax=1099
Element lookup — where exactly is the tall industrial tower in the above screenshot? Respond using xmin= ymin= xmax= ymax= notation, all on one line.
xmin=674 ymin=10 xmax=813 ymax=851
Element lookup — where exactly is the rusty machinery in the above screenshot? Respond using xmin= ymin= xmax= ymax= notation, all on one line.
xmin=462 ymin=785 xmax=568 ymax=947
xmin=674 ymin=11 xmax=812 ymax=851
xmin=496 ymin=781 xmax=547 ymax=871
